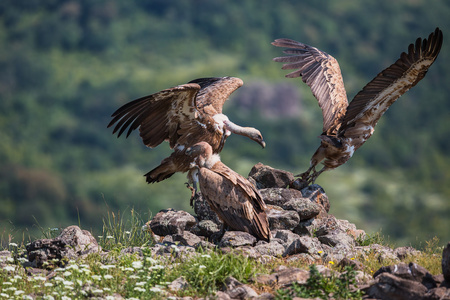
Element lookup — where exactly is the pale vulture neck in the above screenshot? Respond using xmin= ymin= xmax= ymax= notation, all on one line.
xmin=223 ymin=119 xmax=254 ymax=137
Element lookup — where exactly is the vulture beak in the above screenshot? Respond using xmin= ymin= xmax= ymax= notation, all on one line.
xmin=260 ymin=140 xmax=266 ymax=149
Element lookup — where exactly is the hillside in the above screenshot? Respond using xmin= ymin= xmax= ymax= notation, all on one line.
xmin=0 ymin=0 xmax=449 ymax=247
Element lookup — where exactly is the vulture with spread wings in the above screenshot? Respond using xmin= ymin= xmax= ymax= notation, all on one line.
xmin=272 ymin=28 xmax=443 ymax=184
xmin=108 ymin=77 xmax=265 ymax=186
xmin=186 ymin=142 xmax=270 ymax=242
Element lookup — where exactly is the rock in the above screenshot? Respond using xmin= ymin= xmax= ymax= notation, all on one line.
xmin=168 ymin=276 xmax=190 ymax=292
xmin=443 ymin=242 xmax=450 ymax=282
xmin=424 ymin=286 xmax=450 ymax=300
xmin=169 ymin=231 xmax=203 ymax=247
xmin=373 ymin=262 xmax=430 ymax=283
xmin=266 ymin=206 xmax=300 ymax=230
xmin=149 ymin=209 xmax=196 ymax=236
xmin=253 ymin=267 xmax=309 ymax=286
xmin=394 ymin=246 xmax=420 ymax=260
xmin=260 ymin=188 xmax=323 ymax=220
xmin=190 ymin=220 xmax=221 ymax=238
xmin=367 ymin=272 xmax=428 ymax=300
xmin=26 ymin=225 xmax=100 ymax=268
xmin=254 ymin=240 xmax=285 ymax=257
xmin=219 ymin=231 xmax=257 ymax=248
xmin=272 ymin=230 xmax=322 ymax=257
xmin=192 ymin=192 xmax=222 ymax=224
xmin=120 ymin=247 xmax=143 ymax=257
xmin=299 ymin=184 xmax=330 ymax=213
xmin=248 ymin=163 xmax=295 ymax=189
xmin=337 ymin=257 xmax=364 ymax=271
xmin=222 ymin=276 xmax=259 ymax=299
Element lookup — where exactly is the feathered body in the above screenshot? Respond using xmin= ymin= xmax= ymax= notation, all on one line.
xmin=108 ymin=77 xmax=265 ymax=183
xmin=186 ymin=142 xmax=270 ymax=242
xmin=273 ymin=28 xmax=443 ymax=183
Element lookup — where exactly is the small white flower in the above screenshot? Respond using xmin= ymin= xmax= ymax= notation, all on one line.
xmin=129 ymin=275 xmax=140 ymax=280
xmin=131 ymin=261 xmax=143 ymax=269
xmin=199 ymin=265 xmax=206 ymax=269
xmin=17 ymin=257 xmax=28 ymax=263
xmin=54 ymin=276 xmax=64 ymax=282
xmin=105 ymin=296 xmax=115 ymax=300
xmin=133 ymin=287 xmax=146 ymax=292
xmin=122 ymin=267 xmax=134 ymax=272
xmin=100 ymin=264 xmax=116 ymax=270
xmin=103 ymin=275 xmax=113 ymax=280
xmin=33 ymin=276 xmax=46 ymax=281
xmin=14 ymin=290 xmax=24 ymax=296
xmin=2 ymin=265 xmax=15 ymax=272
xmin=135 ymin=281 xmax=146 ymax=286
xmin=145 ymin=257 xmax=158 ymax=264
xmin=63 ymin=271 xmax=72 ymax=277
xmin=66 ymin=264 xmax=79 ymax=271
xmin=6 ymin=257 xmax=14 ymax=263
xmin=106 ymin=235 xmax=114 ymax=239
xmin=63 ymin=280 xmax=74 ymax=286
xmin=149 ymin=287 xmax=163 ymax=293
xmin=2 ymin=282 xmax=12 ymax=286
xmin=61 ymin=296 xmax=71 ymax=300
xmin=0 ymin=292 xmax=9 ymax=298
xmin=23 ymin=295 xmax=33 ymax=300
xmin=9 ymin=243 xmax=18 ymax=247
xmin=54 ymin=268 xmax=65 ymax=272
xmin=92 ymin=289 xmax=103 ymax=294
xmin=201 ymin=254 xmax=211 ymax=258
xmin=149 ymin=265 xmax=164 ymax=270
xmin=76 ymin=279 xmax=83 ymax=286
xmin=91 ymin=275 xmax=102 ymax=281
xmin=124 ymin=231 xmax=131 ymax=235
xmin=43 ymin=296 xmax=55 ymax=300
xmin=45 ymin=282 xmax=54 ymax=287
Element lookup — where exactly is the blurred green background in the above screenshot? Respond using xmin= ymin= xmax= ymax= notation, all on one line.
xmin=1 ymin=0 xmax=449 ymax=247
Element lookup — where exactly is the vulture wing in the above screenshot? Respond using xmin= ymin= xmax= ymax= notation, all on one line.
xmin=198 ymin=162 xmax=270 ymax=242
xmin=272 ymin=39 xmax=348 ymax=134
xmin=108 ymin=83 xmax=200 ymax=149
xmin=340 ymin=28 xmax=443 ymax=137
xmin=188 ymin=77 xmax=244 ymax=114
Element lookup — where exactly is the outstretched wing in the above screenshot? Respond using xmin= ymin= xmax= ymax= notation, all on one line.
xmin=272 ymin=39 xmax=348 ymax=134
xmin=107 ymin=83 xmax=200 ymax=149
xmin=188 ymin=77 xmax=243 ymax=114
xmin=340 ymin=28 xmax=443 ymax=136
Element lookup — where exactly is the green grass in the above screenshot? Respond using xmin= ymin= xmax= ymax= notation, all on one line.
xmin=0 ymin=210 xmax=445 ymax=299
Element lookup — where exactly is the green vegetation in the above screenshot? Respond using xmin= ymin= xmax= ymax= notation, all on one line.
xmin=276 ymin=265 xmax=364 ymax=300
xmin=0 ymin=211 xmax=444 ymax=299
xmin=1 ymin=0 xmax=450 ymax=246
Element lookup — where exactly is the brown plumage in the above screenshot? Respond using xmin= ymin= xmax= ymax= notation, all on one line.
xmin=273 ymin=28 xmax=443 ymax=184
xmin=186 ymin=142 xmax=270 ymax=242
xmin=108 ymin=77 xmax=265 ymax=183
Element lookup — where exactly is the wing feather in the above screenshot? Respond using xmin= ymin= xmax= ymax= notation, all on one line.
xmin=107 ymin=83 xmax=200 ymax=148
xmin=188 ymin=77 xmax=243 ymax=114
xmin=340 ymin=28 xmax=443 ymax=135
xmin=272 ymin=39 xmax=348 ymax=134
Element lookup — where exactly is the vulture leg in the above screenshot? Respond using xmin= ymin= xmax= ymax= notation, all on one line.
xmin=309 ymin=166 xmax=327 ymax=184
xmin=296 ymin=164 xmax=315 ymax=181
xmin=186 ymin=169 xmax=200 ymax=207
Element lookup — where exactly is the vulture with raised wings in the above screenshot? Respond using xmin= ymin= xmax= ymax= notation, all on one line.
xmin=108 ymin=77 xmax=265 ymax=184
xmin=272 ymin=28 xmax=443 ymax=184
xmin=186 ymin=142 xmax=270 ymax=242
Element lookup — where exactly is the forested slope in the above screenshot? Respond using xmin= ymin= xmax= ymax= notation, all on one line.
xmin=1 ymin=0 xmax=449 ymax=246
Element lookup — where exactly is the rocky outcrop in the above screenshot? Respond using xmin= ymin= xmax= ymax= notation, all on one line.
xmin=6 ymin=163 xmax=449 ymax=299
xmin=26 ymin=225 xmax=100 ymax=268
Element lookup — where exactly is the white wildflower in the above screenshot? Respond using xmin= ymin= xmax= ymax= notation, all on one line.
xmin=54 ymin=276 xmax=64 ymax=282
xmin=76 ymin=279 xmax=83 ymax=286
xmin=92 ymin=289 xmax=103 ymax=294
xmin=54 ymin=268 xmax=65 ymax=272
xmin=199 ymin=265 xmax=206 ymax=269
xmin=2 ymin=266 xmax=15 ymax=272
xmin=63 ymin=280 xmax=74 ymax=286
xmin=6 ymin=257 xmax=14 ymax=263
xmin=43 ymin=296 xmax=55 ymax=300
xmin=129 ymin=275 xmax=140 ymax=280
xmin=105 ymin=296 xmax=115 ymax=300
xmin=122 ymin=267 xmax=134 ymax=272
xmin=61 ymin=296 xmax=71 ymax=300
xmin=201 ymin=254 xmax=211 ymax=258
xmin=145 ymin=257 xmax=158 ymax=264
xmin=8 ymin=243 xmax=18 ymax=247
xmin=100 ymin=264 xmax=116 ymax=270
xmin=14 ymin=290 xmax=24 ymax=296
xmin=131 ymin=261 xmax=143 ymax=269
xmin=33 ymin=276 xmax=46 ymax=281
xmin=149 ymin=287 xmax=163 ymax=293
xmin=106 ymin=235 xmax=114 ymax=239
xmin=133 ymin=287 xmax=146 ymax=293
xmin=45 ymin=282 xmax=54 ymax=287
xmin=91 ymin=275 xmax=102 ymax=281
xmin=0 ymin=293 xmax=9 ymax=298
xmin=149 ymin=265 xmax=164 ymax=270
xmin=63 ymin=271 xmax=72 ymax=277
xmin=2 ymin=282 xmax=12 ymax=286
xmin=103 ymin=274 xmax=113 ymax=280
xmin=135 ymin=281 xmax=146 ymax=286
xmin=17 ymin=257 xmax=28 ymax=263
xmin=66 ymin=264 xmax=79 ymax=271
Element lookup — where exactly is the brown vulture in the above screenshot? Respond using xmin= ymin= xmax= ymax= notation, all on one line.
xmin=108 ymin=77 xmax=265 ymax=184
xmin=186 ymin=142 xmax=270 ymax=242
xmin=272 ymin=28 xmax=443 ymax=184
